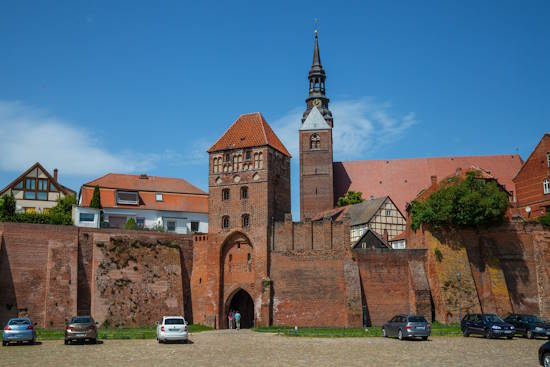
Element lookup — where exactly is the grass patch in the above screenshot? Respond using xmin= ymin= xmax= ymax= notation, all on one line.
xmin=253 ymin=323 xmax=461 ymax=338
xmin=36 ymin=324 xmax=211 ymax=341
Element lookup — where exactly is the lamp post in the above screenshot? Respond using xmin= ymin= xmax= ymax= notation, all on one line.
xmin=457 ymin=272 xmax=462 ymax=323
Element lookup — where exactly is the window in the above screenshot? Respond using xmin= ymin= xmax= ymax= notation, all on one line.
xmin=247 ymin=253 xmax=251 ymax=262
xmin=38 ymin=179 xmax=48 ymax=191
xmin=116 ymin=191 xmax=139 ymax=205
xmin=229 ymin=254 xmax=232 ymax=262
xmin=225 ymin=153 xmax=230 ymax=162
xmin=25 ymin=178 xmax=35 ymax=190
xmin=233 ymin=155 xmax=238 ymax=171
xmin=240 ymin=186 xmax=248 ymax=200
xmin=167 ymin=221 xmax=176 ymax=232
xmin=37 ymin=192 xmax=47 ymax=200
xmin=24 ymin=207 xmax=36 ymax=214
xmin=155 ymin=193 xmax=163 ymax=201
xmin=310 ymin=133 xmax=321 ymax=150
xmin=254 ymin=152 xmax=263 ymax=169
xmin=14 ymin=181 xmax=23 ymax=189
xmin=49 ymin=182 xmax=58 ymax=192
xmin=213 ymin=157 xmax=221 ymax=173
xmin=222 ymin=188 xmax=230 ymax=201
xmin=245 ymin=151 xmax=251 ymax=160
xmin=222 ymin=216 xmax=230 ymax=229
xmin=136 ymin=218 xmax=145 ymax=228
xmin=547 ymin=153 xmax=550 ymax=168
xmin=79 ymin=213 xmax=95 ymax=222
xmin=544 ymin=179 xmax=550 ymax=195
xmin=385 ymin=209 xmax=391 ymax=216
xmin=191 ymin=221 xmax=199 ymax=232
xmin=24 ymin=191 xmax=36 ymax=200
xmin=242 ymin=214 xmax=250 ymax=228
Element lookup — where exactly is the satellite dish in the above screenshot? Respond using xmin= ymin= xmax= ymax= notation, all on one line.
xmin=526 ymin=206 xmax=531 ymax=213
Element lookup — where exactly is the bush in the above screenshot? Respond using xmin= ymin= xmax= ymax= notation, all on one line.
xmin=410 ymin=172 xmax=509 ymax=230
xmin=124 ymin=218 xmax=138 ymax=230
xmin=49 ymin=195 xmax=76 ymax=216
xmin=337 ymin=191 xmax=364 ymax=207
xmin=1 ymin=212 xmax=72 ymax=225
xmin=0 ymin=192 xmax=16 ymax=217
xmin=540 ymin=214 xmax=550 ymax=228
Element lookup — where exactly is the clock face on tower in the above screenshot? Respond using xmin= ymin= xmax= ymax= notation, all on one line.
xmin=312 ymin=99 xmax=322 ymax=107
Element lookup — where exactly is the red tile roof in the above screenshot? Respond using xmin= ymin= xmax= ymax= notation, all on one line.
xmin=83 ymin=173 xmax=206 ymax=195
xmin=334 ymin=154 xmax=523 ymax=214
xmin=208 ymin=112 xmax=291 ymax=157
xmin=80 ymin=187 xmax=208 ymax=214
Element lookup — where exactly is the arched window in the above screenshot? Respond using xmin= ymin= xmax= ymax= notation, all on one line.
xmin=213 ymin=157 xmax=222 ymax=173
xmin=254 ymin=152 xmax=263 ymax=169
xmin=240 ymin=186 xmax=248 ymax=200
xmin=310 ymin=134 xmax=320 ymax=150
xmin=222 ymin=216 xmax=230 ymax=229
xmin=544 ymin=179 xmax=550 ymax=195
xmin=242 ymin=214 xmax=250 ymax=228
xmin=222 ymin=188 xmax=230 ymax=201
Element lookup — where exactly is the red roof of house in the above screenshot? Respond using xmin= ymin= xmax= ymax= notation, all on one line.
xmin=334 ymin=154 xmax=523 ymax=214
xmin=208 ymin=112 xmax=291 ymax=157
xmin=83 ymin=173 xmax=206 ymax=195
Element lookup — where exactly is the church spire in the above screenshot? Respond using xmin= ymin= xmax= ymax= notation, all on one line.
xmin=302 ymin=28 xmax=333 ymax=127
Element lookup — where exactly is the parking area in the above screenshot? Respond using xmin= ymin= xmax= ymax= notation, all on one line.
xmin=0 ymin=330 xmax=546 ymax=366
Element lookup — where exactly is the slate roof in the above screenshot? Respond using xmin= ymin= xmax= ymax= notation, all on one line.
xmin=300 ymin=106 xmax=331 ymax=130
xmin=312 ymin=196 xmax=391 ymax=226
xmin=333 ymin=154 xmax=523 ymax=214
xmin=208 ymin=112 xmax=291 ymax=157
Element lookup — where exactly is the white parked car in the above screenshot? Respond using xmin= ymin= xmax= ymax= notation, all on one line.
xmin=156 ymin=316 xmax=189 ymax=344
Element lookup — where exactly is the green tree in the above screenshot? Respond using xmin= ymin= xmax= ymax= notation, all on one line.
xmin=49 ymin=195 xmax=77 ymax=216
xmin=124 ymin=218 xmax=138 ymax=230
xmin=410 ymin=172 xmax=509 ymax=230
xmin=540 ymin=213 xmax=550 ymax=228
xmin=336 ymin=191 xmax=364 ymax=207
xmin=0 ymin=192 xmax=16 ymax=218
xmin=90 ymin=186 xmax=102 ymax=209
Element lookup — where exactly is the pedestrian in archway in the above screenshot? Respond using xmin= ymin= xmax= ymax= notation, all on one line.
xmin=228 ymin=309 xmax=234 ymax=329
xmin=235 ymin=310 xmax=241 ymax=330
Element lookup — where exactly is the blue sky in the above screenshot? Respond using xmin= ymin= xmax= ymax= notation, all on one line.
xmin=1 ymin=0 xmax=549 ymax=217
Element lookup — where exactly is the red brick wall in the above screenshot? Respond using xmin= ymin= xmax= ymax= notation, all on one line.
xmin=514 ymin=134 xmax=550 ymax=218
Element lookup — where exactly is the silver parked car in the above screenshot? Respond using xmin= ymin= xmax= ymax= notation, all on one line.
xmin=382 ymin=314 xmax=431 ymax=340
xmin=2 ymin=318 xmax=37 ymax=346
xmin=156 ymin=316 xmax=188 ymax=343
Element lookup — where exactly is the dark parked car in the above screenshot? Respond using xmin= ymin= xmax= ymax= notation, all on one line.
xmin=65 ymin=316 xmax=98 ymax=344
xmin=461 ymin=313 xmax=515 ymax=339
xmin=540 ymin=341 xmax=550 ymax=366
xmin=504 ymin=314 xmax=550 ymax=339
xmin=382 ymin=315 xmax=431 ymax=340
xmin=2 ymin=318 xmax=37 ymax=346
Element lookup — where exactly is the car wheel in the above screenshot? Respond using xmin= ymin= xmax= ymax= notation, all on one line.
xmin=484 ymin=329 xmax=492 ymax=339
xmin=31 ymin=338 xmax=36 ymax=345
xmin=422 ymin=336 xmax=428 ymax=341
xmin=2 ymin=341 xmax=7 ymax=347
xmin=382 ymin=328 xmax=387 ymax=338
xmin=527 ymin=330 xmax=534 ymax=339
xmin=544 ymin=353 xmax=550 ymax=367
xmin=463 ymin=328 xmax=470 ymax=337
xmin=91 ymin=338 xmax=97 ymax=344
xmin=398 ymin=329 xmax=403 ymax=341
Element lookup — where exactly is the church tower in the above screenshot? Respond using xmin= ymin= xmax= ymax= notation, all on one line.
xmin=299 ymin=29 xmax=334 ymax=220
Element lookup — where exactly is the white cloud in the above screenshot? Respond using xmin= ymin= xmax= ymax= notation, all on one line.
xmin=271 ymin=97 xmax=416 ymax=160
xmin=0 ymin=101 xmax=202 ymax=177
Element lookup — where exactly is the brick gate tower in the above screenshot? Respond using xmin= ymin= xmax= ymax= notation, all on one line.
xmin=300 ymin=29 xmax=334 ymax=220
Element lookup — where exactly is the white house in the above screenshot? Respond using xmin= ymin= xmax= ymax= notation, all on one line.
xmin=73 ymin=173 xmax=208 ymax=234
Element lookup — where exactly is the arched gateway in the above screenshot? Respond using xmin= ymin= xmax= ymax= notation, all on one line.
xmin=220 ymin=232 xmax=255 ymax=328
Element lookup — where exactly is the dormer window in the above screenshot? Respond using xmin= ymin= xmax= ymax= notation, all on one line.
xmin=155 ymin=193 xmax=163 ymax=202
xmin=116 ymin=191 xmax=139 ymax=205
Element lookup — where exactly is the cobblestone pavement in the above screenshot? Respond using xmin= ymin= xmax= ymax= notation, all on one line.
xmin=0 ymin=330 xmax=546 ymax=367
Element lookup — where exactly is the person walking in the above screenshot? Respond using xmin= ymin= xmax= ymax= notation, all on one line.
xmin=235 ymin=310 xmax=241 ymax=330
xmin=228 ymin=309 xmax=233 ymax=330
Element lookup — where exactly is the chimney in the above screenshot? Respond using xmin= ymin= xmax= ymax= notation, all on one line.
xmin=53 ymin=168 xmax=58 ymax=181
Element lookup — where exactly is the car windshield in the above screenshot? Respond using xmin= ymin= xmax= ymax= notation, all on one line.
xmin=71 ymin=316 xmax=92 ymax=324
xmin=408 ymin=316 xmax=427 ymax=323
xmin=524 ymin=315 xmax=543 ymax=323
xmin=165 ymin=318 xmax=185 ymax=325
xmin=8 ymin=319 xmax=30 ymax=325
xmin=483 ymin=315 xmax=503 ymax=323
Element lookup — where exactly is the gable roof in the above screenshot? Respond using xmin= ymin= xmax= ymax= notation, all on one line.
xmin=0 ymin=162 xmax=75 ymax=196
xmin=312 ymin=196 xmax=401 ymax=227
xmin=351 ymin=228 xmax=391 ymax=249
xmin=208 ymin=112 xmax=291 ymax=157
xmin=300 ymin=106 xmax=331 ymax=130
xmin=82 ymin=173 xmax=206 ymax=195
xmin=513 ymin=133 xmax=550 ymax=181
xmin=334 ymin=154 xmax=523 ymax=214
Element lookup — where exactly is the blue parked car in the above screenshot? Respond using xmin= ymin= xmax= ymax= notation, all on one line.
xmin=461 ymin=313 xmax=515 ymax=339
xmin=2 ymin=318 xmax=37 ymax=346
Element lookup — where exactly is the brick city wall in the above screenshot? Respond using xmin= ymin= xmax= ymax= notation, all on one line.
xmin=407 ymin=221 xmax=550 ymax=322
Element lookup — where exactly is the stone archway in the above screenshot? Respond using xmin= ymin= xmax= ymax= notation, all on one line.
xmin=226 ymin=288 xmax=254 ymax=329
